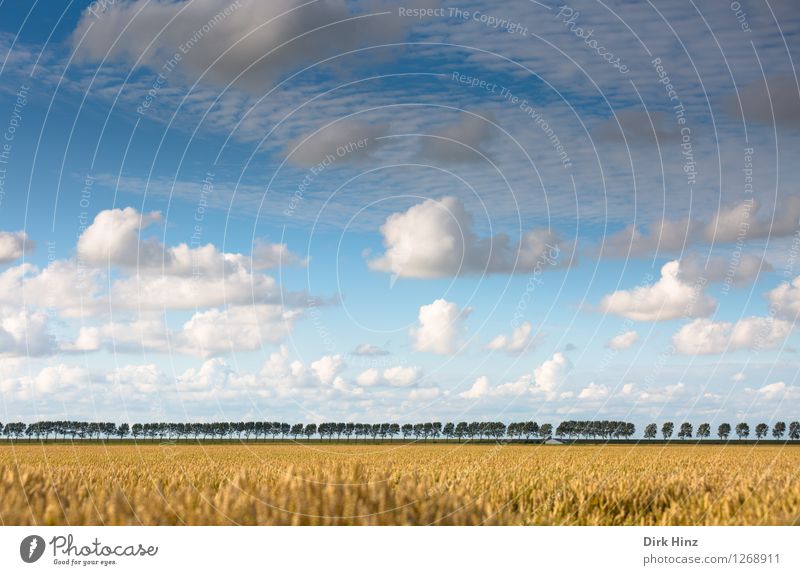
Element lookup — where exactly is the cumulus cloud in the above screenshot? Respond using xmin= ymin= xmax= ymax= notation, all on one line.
xmin=459 ymin=352 xmax=571 ymax=400
xmin=485 ymin=321 xmax=538 ymax=354
xmin=78 ymin=207 xmax=302 ymax=277
xmin=532 ymin=352 xmax=571 ymax=399
xmin=0 ymin=363 xmax=90 ymax=401
xmin=108 ymin=364 xmax=171 ymax=395
xmin=356 ymin=365 xmax=421 ymax=387
xmin=0 ymin=231 xmax=34 ymax=264
xmin=179 ymin=305 xmax=301 ymax=356
xmin=672 ymin=316 xmax=793 ymax=355
xmin=71 ymin=0 xmax=409 ymax=91
xmin=369 ymin=196 xmax=562 ymax=278
xmin=0 ymin=306 xmax=56 ymax=357
xmin=630 ymin=382 xmax=686 ymax=404
xmin=286 ymin=120 xmax=388 ymax=167
xmin=459 ymin=375 xmax=490 ymax=399
xmin=65 ymin=305 xmax=301 ymax=357
xmin=578 ymin=382 xmax=610 ymax=400
xmin=419 ymin=112 xmax=495 ymax=164
xmin=0 ymin=261 xmax=104 ymax=318
xmin=76 ymin=207 xmax=163 ymax=268
xmin=606 ymin=330 xmax=638 ymax=350
xmin=599 ymin=260 xmax=716 ymax=321
xmin=410 ymin=298 xmax=470 ymax=355
xmin=70 ymin=207 xmax=308 ymax=310
xmin=766 ymin=276 xmax=800 ymax=319
xmin=310 ymin=354 xmax=345 ymax=385
xmin=751 ymin=381 xmax=800 ymax=401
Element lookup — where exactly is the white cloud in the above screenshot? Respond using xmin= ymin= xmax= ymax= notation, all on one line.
xmin=0 ymin=231 xmax=33 ymax=264
xmin=636 ymin=382 xmax=686 ymax=404
xmin=731 ymin=372 xmax=746 ymax=382
xmin=767 ymin=276 xmax=800 ymax=319
xmin=65 ymin=305 xmax=301 ymax=357
xmin=459 ymin=375 xmax=490 ymax=399
xmin=606 ymin=330 xmax=638 ymax=350
xmin=179 ymin=305 xmax=301 ymax=356
xmin=410 ymin=298 xmax=470 ymax=355
xmin=532 ymin=352 xmax=571 ymax=398
xmin=459 ymin=352 xmax=571 ymax=400
xmin=78 ymin=207 xmax=302 ymax=278
xmin=356 ymin=368 xmax=381 ymax=387
xmin=368 ymin=196 xmax=562 ymax=278
xmin=600 ymin=260 xmax=716 ymax=321
xmin=578 ymin=382 xmax=609 ymax=400
xmin=310 ymin=354 xmax=345 ymax=385
xmin=485 ymin=321 xmax=538 ymax=354
xmin=357 ymin=365 xmax=422 ymax=388
xmin=76 ymin=207 xmax=163 ymax=268
xmin=752 ymin=381 xmax=800 ymax=401
xmin=0 ymin=306 xmax=55 ymax=357
xmin=108 ymin=364 xmax=171 ymax=394
xmin=672 ymin=317 xmax=793 ymax=355
xmin=1 ymin=363 xmax=90 ymax=401
xmin=0 ymin=261 xmax=105 ymax=318
xmin=382 ymin=365 xmax=421 ymax=387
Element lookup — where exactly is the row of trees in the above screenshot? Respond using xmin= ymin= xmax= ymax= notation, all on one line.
xmin=0 ymin=420 xmax=554 ymax=442
xmin=2 ymin=419 xmax=799 ymax=442
xmin=643 ymin=421 xmax=800 ymax=440
xmin=555 ymin=420 xmax=636 ymax=439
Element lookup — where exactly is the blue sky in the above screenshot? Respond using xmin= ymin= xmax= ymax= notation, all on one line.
xmin=0 ymin=0 xmax=799 ymax=429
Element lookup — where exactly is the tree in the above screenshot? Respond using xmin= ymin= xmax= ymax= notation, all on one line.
xmin=539 ymin=423 xmax=553 ymax=439
xmin=443 ymin=422 xmax=454 ymax=440
xmin=678 ymin=422 xmax=692 ymax=439
xmin=697 ymin=423 xmax=711 ymax=439
xmin=735 ymin=422 xmax=750 ymax=439
xmin=789 ymin=422 xmax=800 ymax=440
xmin=661 ymin=422 xmax=674 ymax=440
xmin=718 ymin=423 xmax=731 ymax=439
xmin=116 ymin=424 xmax=130 ymax=440
xmin=644 ymin=423 xmax=657 ymax=439
xmin=523 ymin=421 xmax=539 ymax=440
xmin=755 ymin=423 xmax=769 ymax=440
xmin=772 ymin=421 xmax=786 ymax=439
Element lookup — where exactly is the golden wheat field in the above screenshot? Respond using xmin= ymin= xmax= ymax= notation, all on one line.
xmin=1 ymin=443 xmax=798 ymax=526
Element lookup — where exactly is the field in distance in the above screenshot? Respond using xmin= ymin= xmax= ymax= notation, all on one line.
xmin=1 ymin=444 xmax=798 ymax=525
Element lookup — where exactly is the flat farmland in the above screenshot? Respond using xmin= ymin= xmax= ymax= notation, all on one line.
xmin=1 ymin=444 xmax=798 ymax=525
